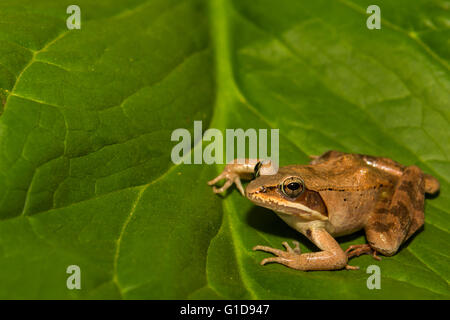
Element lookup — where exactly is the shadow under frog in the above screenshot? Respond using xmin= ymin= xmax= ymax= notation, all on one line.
xmin=246 ymin=205 xmax=366 ymax=254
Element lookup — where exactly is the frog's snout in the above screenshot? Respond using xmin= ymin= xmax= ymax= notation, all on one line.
xmin=246 ymin=181 xmax=274 ymax=203
xmin=245 ymin=179 xmax=264 ymax=196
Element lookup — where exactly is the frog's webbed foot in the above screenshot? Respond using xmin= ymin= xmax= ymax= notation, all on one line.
xmin=344 ymin=244 xmax=380 ymax=270
xmin=208 ymin=159 xmax=261 ymax=196
xmin=253 ymin=241 xmax=301 ymax=266
xmin=207 ymin=171 xmax=245 ymax=196
xmin=345 ymin=244 xmax=381 ymax=261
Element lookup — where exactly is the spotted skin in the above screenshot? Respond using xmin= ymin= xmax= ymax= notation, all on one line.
xmin=366 ymin=166 xmax=425 ymax=256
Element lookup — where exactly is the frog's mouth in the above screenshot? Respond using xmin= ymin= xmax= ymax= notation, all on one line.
xmin=246 ymin=187 xmax=328 ymax=221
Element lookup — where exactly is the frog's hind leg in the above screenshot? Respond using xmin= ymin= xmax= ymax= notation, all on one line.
xmin=365 ymin=166 xmax=425 ymax=256
xmin=423 ymin=173 xmax=440 ymax=195
xmin=345 ymin=244 xmax=381 ymax=261
xmin=361 ymin=155 xmax=440 ymax=195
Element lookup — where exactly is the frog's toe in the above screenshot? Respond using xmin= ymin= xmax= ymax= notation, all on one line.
xmin=253 ymin=245 xmax=285 ymax=256
xmin=345 ymin=244 xmax=368 ymax=258
xmin=207 ymin=173 xmax=225 ymax=185
xmin=282 ymin=241 xmax=301 ymax=254
xmin=212 ymin=179 xmax=233 ymax=194
xmin=292 ymin=241 xmax=301 ymax=254
xmin=253 ymin=243 xmax=302 ymax=268
xmin=209 ymin=172 xmax=245 ymax=195
xmin=260 ymin=256 xmax=291 ymax=266
xmin=345 ymin=244 xmax=381 ymax=261
xmin=233 ymin=177 xmax=245 ymax=196
xmin=345 ymin=264 xmax=360 ymax=270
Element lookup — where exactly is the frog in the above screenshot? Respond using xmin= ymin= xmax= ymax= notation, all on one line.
xmin=208 ymin=150 xmax=440 ymax=271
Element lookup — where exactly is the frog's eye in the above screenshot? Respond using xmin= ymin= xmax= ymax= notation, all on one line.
xmin=280 ymin=177 xmax=305 ymax=198
xmin=254 ymin=161 xmax=262 ymax=178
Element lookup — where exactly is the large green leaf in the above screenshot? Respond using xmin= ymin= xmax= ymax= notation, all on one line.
xmin=0 ymin=0 xmax=448 ymax=299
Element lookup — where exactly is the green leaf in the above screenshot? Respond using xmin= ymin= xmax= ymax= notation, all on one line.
xmin=0 ymin=0 xmax=448 ymax=299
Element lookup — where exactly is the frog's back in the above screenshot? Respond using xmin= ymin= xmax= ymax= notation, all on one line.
xmin=282 ymin=153 xmax=397 ymax=193
xmin=280 ymin=151 xmax=439 ymax=237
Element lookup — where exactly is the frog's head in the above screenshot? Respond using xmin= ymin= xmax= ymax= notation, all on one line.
xmin=245 ymin=168 xmax=328 ymax=221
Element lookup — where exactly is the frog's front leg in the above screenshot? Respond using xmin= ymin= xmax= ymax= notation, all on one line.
xmin=207 ymin=159 xmax=258 ymax=196
xmin=253 ymin=228 xmax=348 ymax=271
xmin=208 ymin=159 xmax=274 ymax=196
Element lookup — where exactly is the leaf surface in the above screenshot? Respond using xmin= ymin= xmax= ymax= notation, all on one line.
xmin=0 ymin=0 xmax=448 ymax=299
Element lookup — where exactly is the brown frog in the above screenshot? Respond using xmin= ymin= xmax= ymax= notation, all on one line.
xmin=208 ymin=151 xmax=440 ymax=271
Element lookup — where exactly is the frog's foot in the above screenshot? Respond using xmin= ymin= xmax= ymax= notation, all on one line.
xmin=208 ymin=172 xmax=245 ymax=196
xmin=345 ymin=264 xmax=360 ymax=270
xmin=345 ymin=244 xmax=381 ymax=261
xmin=253 ymin=241 xmax=301 ymax=266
